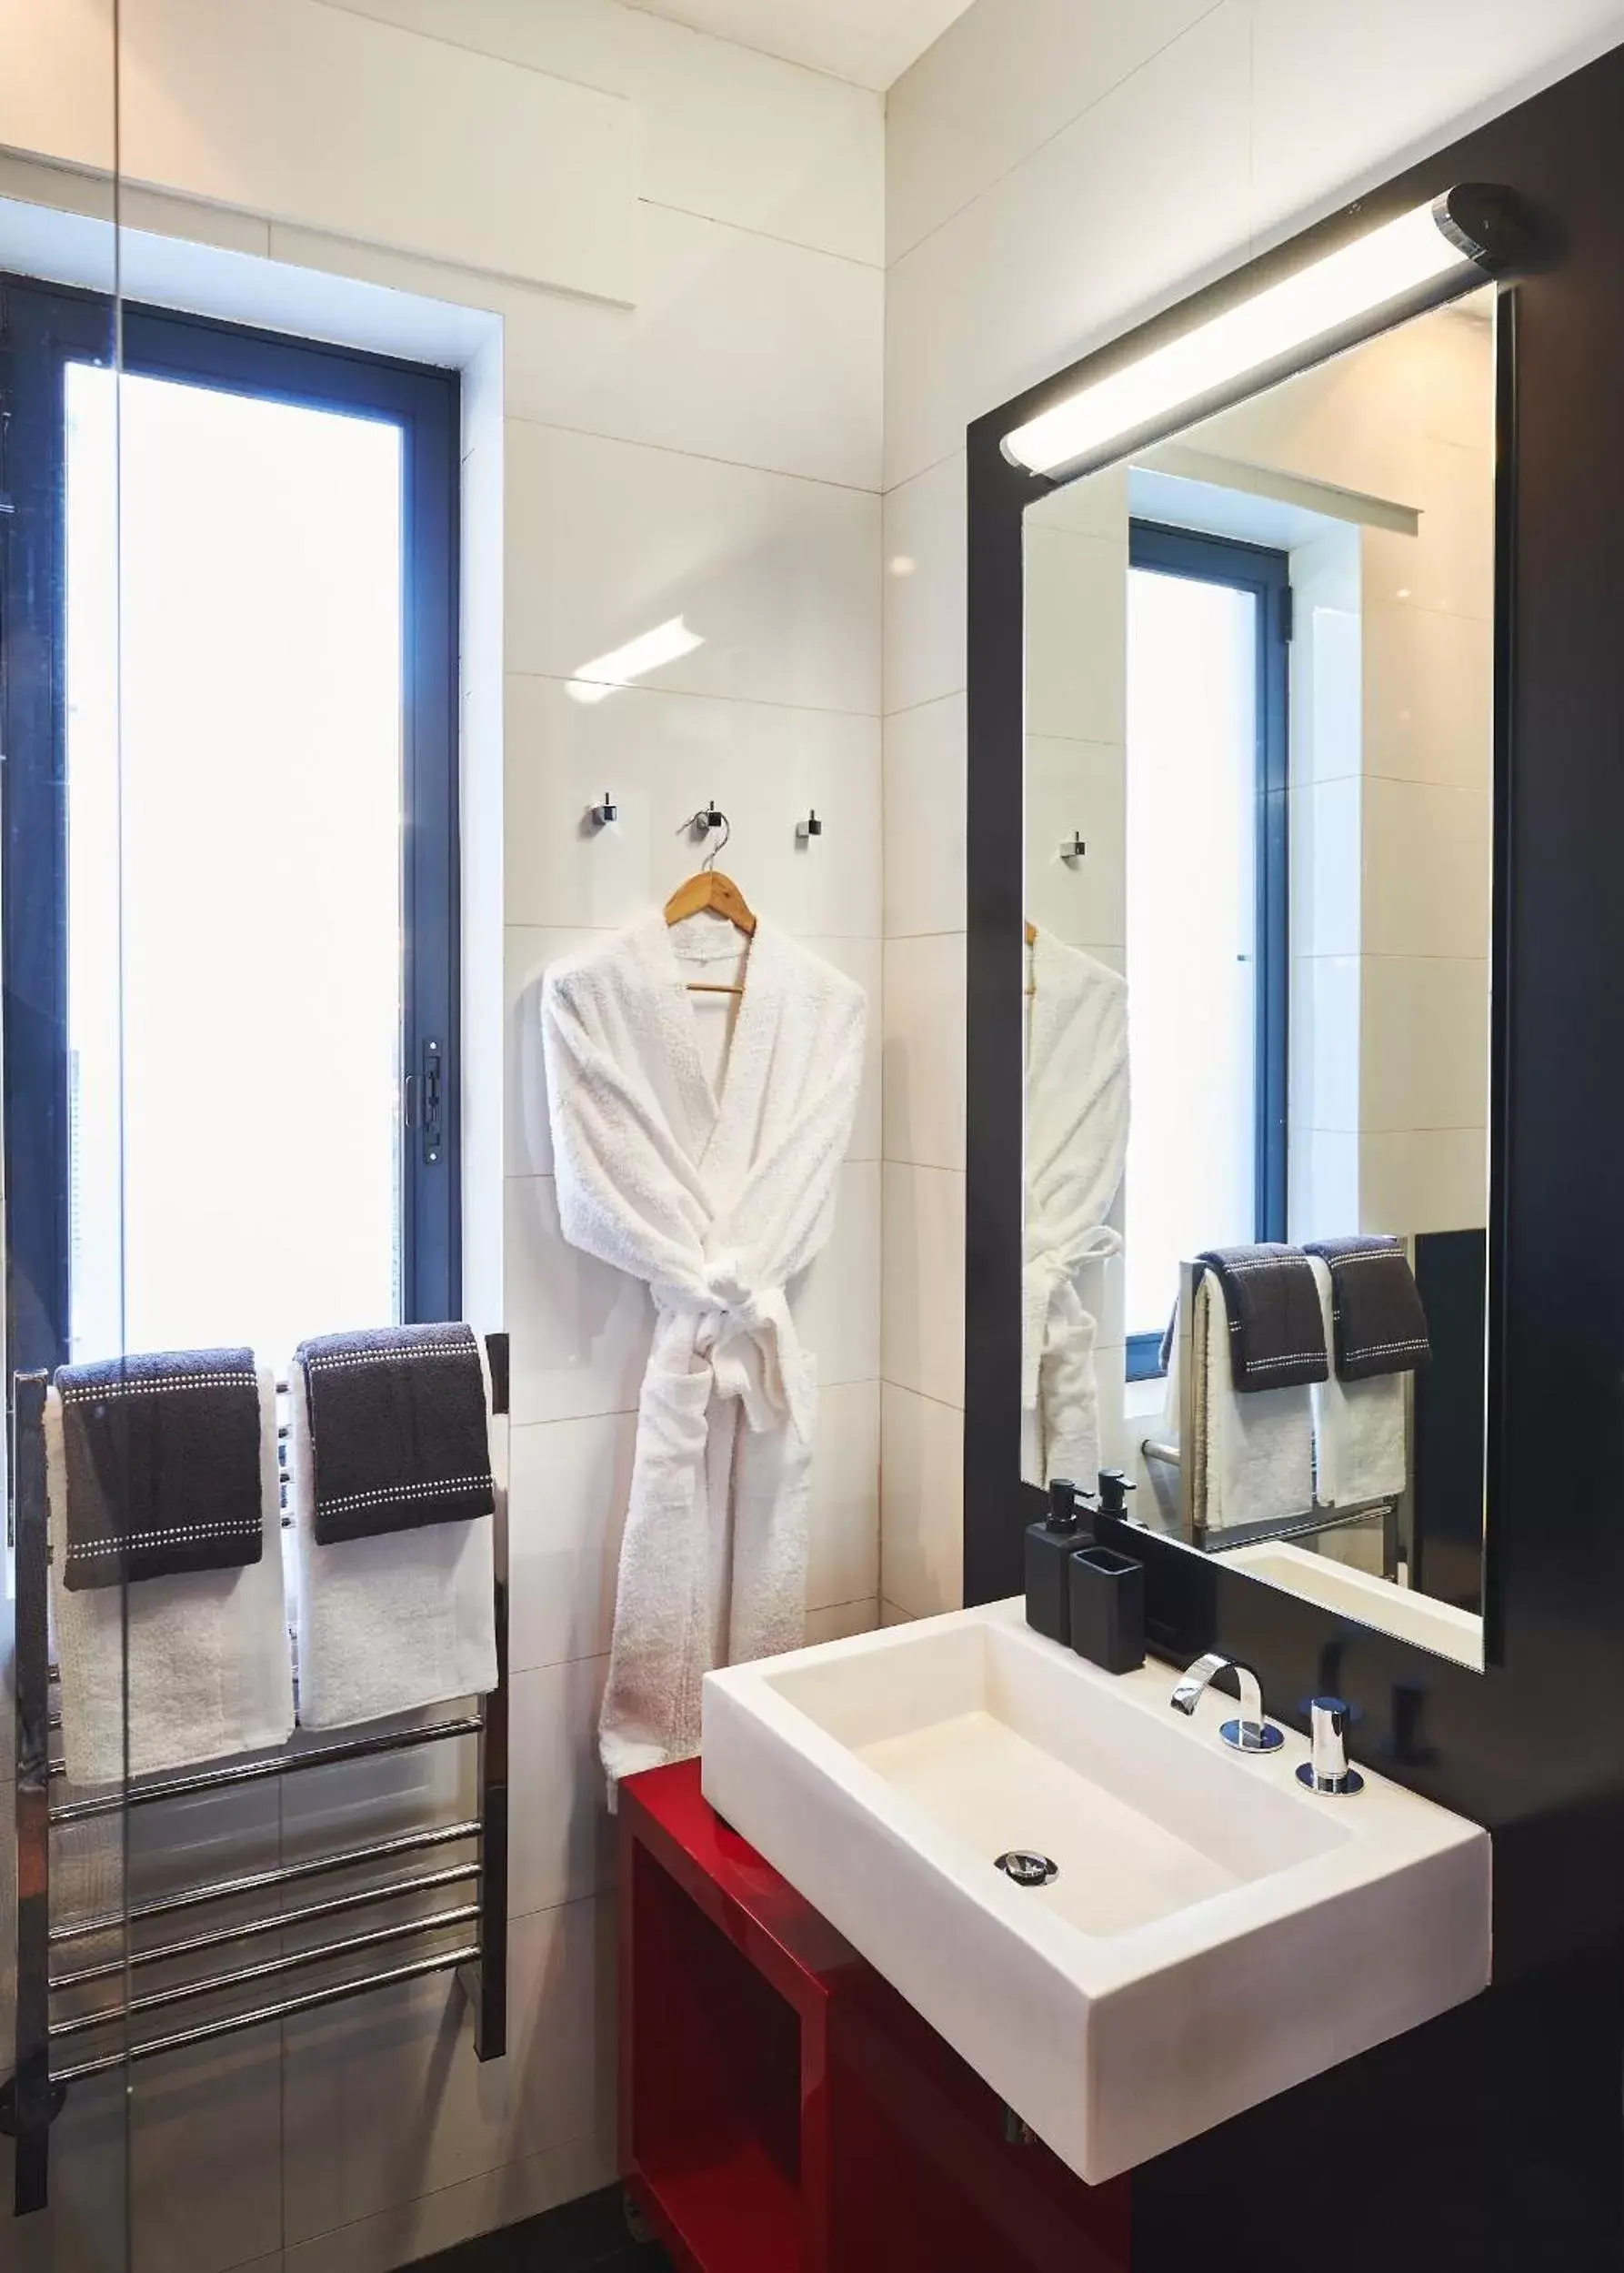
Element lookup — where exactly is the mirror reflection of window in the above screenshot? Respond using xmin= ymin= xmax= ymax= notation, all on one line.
xmin=1123 ymin=528 xmax=1289 ymax=1376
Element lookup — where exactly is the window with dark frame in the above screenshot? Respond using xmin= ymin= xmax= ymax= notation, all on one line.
xmin=1124 ymin=518 xmax=1290 ymax=1382
xmin=0 ymin=277 xmax=462 ymax=1376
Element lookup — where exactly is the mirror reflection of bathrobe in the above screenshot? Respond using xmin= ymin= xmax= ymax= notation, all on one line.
xmin=1022 ymin=928 xmax=1129 ymax=1494
xmin=542 ymin=912 xmax=866 ymax=1785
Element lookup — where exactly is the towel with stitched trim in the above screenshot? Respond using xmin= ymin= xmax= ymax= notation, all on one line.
xmin=55 ymin=1347 xmax=264 ymax=1591
xmin=1194 ymin=1243 xmax=1329 ymax=1393
xmin=293 ymin=1323 xmax=495 ymax=1546
xmin=1302 ymin=1236 xmax=1431 ymax=1381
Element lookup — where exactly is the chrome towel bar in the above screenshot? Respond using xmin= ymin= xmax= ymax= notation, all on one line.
xmin=3 ymin=1333 xmax=511 ymax=2217
xmin=51 ymin=1946 xmax=483 ymax=2087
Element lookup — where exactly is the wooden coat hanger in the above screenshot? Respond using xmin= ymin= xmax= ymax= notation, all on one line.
xmin=666 ymin=808 xmax=756 ymax=994
xmin=1025 ymin=918 xmax=1038 ymax=996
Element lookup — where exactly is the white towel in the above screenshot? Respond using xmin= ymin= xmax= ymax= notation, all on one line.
xmin=1165 ymin=1272 xmax=1313 ymax=1534
xmin=1308 ymin=1257 xmax=1408 ymax=1507
xmin=287 ymin=1342 xmax=497 ymax=1730
xmin=46 ymin=1367 xmax=295 ymax=1785
xmin=542 ymin=912 xmax=866 ymax=1785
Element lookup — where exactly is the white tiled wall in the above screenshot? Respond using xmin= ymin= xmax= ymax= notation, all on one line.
xmin=0 ymin=1 xmax=883 ymax=2263
xmin=878 ymin=0 xmax=1624 ymax=1613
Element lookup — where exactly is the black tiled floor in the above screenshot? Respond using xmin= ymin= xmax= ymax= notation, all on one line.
xmin=405 ymin=2187 xmax=670 ymax=2273
xmin=408 ymin=2182 xmax=672 ymax=2273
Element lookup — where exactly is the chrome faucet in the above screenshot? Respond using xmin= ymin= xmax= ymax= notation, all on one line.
xmin=1297 ymin=1696 xmax=1364 ymax=1795
xmin=1169 ymin=1651 xmax=1284 ymax=1755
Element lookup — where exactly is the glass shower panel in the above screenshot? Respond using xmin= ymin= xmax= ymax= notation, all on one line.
xmin=1 ymin=9 xmax=135 ymax=2260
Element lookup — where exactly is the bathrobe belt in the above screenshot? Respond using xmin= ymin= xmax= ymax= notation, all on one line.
xmin=652 ymin=1257 xmax=813 ymax=1440
xmin=1021 ymin=1225 xmax=1122 ymax=1412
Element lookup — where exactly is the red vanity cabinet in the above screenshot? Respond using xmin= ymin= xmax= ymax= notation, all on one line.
xmin=619 ymin=1760 xmax=1132 ymax=2273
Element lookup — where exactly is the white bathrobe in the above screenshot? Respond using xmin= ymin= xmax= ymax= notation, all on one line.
xmin=542 ymin=911 xmax=867 ymax=1785
xmin=1022 ymin=929 xmax=1129 ymax=1494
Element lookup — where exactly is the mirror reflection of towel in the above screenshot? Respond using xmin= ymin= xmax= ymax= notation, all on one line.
xmin=1193 ymin=1244 xmax=1328 ymax=1392
xmin=1303 ymin=1237 xmax=1431 ymax=1380
xmin=1164 ymin=1274 xmax=1314 ymax=1534
xmin=1307 ymin=1256 xmax=1409 ymax=1507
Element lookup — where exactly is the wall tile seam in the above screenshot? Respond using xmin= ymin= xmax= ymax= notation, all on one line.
xmin=306 ymin=0 xmax=889 ymax=177
xmin=880 ymin=439 xmax=966 ymax=498
xmin=282 ymin=2118 xmax=617 ymax=2256
xmin=1292 ymin=1121 xmax=1491 ymax=1136
xmin=1294 ymin=949 xmax=1492 ymax=963
xmin=1364 ymin=597 xmax=1493 ymax=624
xmin=335 ymin=0 xmax=900 ymax=107
xmin=508 ymin=1643 xmax=613 ymax=1677
xmin=883 ymin=0 xmax=1232 ymax=271
xmin=502 ymin=408 xmax=885 ymax=500
xmin=1295 ymin=771 xmax=1489 ymax=790
xmin=504 ymin=668 xmax=883 ymax=726
xmin=878 ymin=1377 xmax=967 ymax=1415
xmin=882 ymin=687 xmax=967 ymax=722
xmin=257 ymin=189 xmax=881 ymax=290
xmin=615 ymin=2 xmax=897 ymax=100
xmin=509 ymin=1884 xmax=614 ymax=1927
xmin=634 ymin=192 xmax=885 ymax=274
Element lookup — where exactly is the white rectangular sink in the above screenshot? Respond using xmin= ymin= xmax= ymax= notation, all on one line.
xmin=702 ymin=1599 xmax=1489 ymax=2182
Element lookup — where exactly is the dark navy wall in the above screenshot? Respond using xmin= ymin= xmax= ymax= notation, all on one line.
xmin=966 ymin=43 xmax=1624 ymax=2269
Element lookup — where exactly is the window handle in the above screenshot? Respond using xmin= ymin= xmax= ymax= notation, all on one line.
xmin=417 ymin=1038 xmax=444 ymax=1167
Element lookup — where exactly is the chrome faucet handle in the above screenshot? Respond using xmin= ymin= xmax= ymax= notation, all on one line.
xmin=1297 ymin=1697 xmax=1364 ymax=1795
xmin=1169 ymin=1651 xmax=1285 ymax=1755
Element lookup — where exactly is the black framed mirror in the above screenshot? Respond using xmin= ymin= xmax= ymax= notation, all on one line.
xmin=1016 ymin=261 xmax=1509 ymax=1668
xmin=966 ymin=179 xmax=1524 ymax=1675
xmin=959 ymin=54 xmax=1624 ymax=1970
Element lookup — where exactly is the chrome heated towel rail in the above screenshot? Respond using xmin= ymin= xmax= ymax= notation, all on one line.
xmin=1 ymin=1333 xmax=511 ymax=2216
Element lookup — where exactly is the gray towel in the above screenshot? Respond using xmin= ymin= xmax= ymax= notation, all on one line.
xmin=55 ymin=1347 xmax=264 ymax=1592
xmin=1195 ymin=1244 xmax=1329 ymax=1393
xmin=295 ymin=1323 xmax=495 ymax=1546
xmin=1303 ymin=1237 xmax=1432 ymax=1380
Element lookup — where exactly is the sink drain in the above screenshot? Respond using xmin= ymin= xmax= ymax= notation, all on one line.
xmin=995 ymin=1850 xmax=1058 ymax=1887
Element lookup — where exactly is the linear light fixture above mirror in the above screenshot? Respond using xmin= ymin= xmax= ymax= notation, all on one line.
xmin=1003 ymin=185 xmax=1532 ymax=481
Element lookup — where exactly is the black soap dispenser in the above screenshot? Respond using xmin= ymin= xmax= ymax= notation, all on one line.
xmin=1096 ymin=1468 xmax=1138 ymax=1524
xmin=1025 ymin=1478 xmax=1094 ymax=1646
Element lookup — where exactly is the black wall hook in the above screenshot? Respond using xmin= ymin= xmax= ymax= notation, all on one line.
xmin=589 ymin=791 xmax=617 ymax=827
xmin=678 ymin=803 xmax=731 ymax=866
xmin=797 ymin=809 xmax=823 ymax=845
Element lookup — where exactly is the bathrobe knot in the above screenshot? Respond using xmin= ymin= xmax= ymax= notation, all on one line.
xmin=1021 ymin=1229 xmax=1121 ymax=1411
xmin=653 ymin=1259 xmax=813 ymax=1440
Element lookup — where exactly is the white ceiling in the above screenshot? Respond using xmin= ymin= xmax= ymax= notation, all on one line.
xmin=626 ymin=0 xmax=978 ymax=90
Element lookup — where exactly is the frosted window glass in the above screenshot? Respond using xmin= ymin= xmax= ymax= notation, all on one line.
xmin=65 ymin=363 xmax=405 ymax=1366
xmin=1124 ymin=567 xmax=1258 ymax=1343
